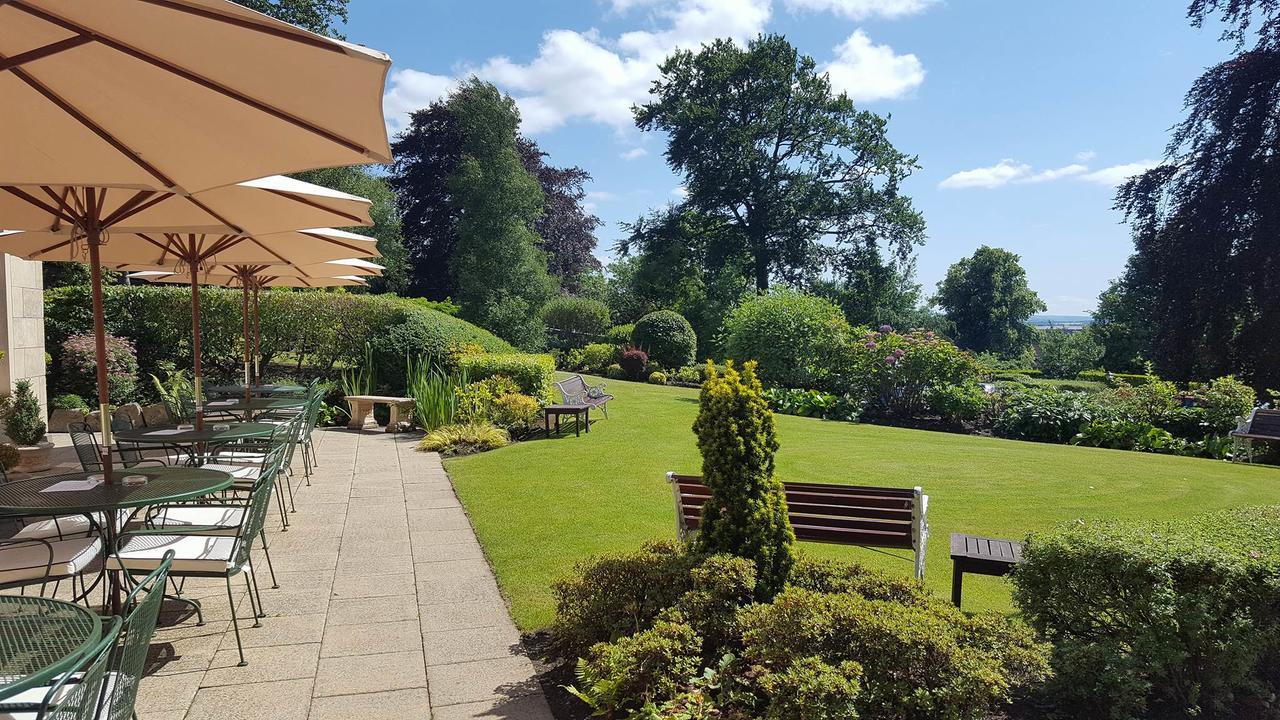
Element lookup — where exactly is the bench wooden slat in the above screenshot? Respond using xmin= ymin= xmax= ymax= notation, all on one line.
xmin=669 ymin=472 xmax=928 ymax=579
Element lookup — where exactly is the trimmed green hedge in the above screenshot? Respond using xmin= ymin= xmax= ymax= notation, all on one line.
xmin=1013 ymin=507 xmax=1280 ymax=719
xmin=46 ymin=285 xmax=512 ymax=397
xmin=457 ymin=353 xmax=557 ymax=404
xmin=1077 ymin=370 xmax=1157 ymax=387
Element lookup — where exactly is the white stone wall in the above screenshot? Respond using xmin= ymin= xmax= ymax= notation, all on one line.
xmin=0 ymin=255 xmax=47 ymax=419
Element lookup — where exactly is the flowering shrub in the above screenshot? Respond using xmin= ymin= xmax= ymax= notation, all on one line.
xmin=61 ymin=332 xmax=138 ymax=405
xmin=837 ymin=327 xmax=980 ymax=419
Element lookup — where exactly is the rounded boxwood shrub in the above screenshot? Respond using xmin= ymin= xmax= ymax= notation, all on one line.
xmin=605 ymin=364 xmax=626 ymax=380
xmin=631 ymin=310 xmax=697 ymax=369
xmin=648 ymin=371 xmax=668 ymax=385
xmin=540 ymin=297 xmax=612 ymax=348
xmin=723 ymin=290 xmax=850 ymax=390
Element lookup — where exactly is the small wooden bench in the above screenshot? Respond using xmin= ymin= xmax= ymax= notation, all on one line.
xmin=344 ymin=395 xmax=415 ymax=433
xmin=556 ymin=375 xmax=612 ymax=418
xmin=667 ymin=473 xmax=929 ymax=579
xmin=1231 ymin=408 xmax=1280 ymax=462
xmin=544 ymin=404 xmax=590 ymax=437
xmin=949 ymin=533 xmax=1023 ymax=608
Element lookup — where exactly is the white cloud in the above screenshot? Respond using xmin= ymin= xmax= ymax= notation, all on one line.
xmin=1023 ymin=163 xmax=1088 ymax=183
xmin=940 ymin=157 xmax=1160 ymax=190
xmin=938 ymin=159 xmax=1031 ymax=189
xmin=620 ymin=147 xmax=649 ymax=160
xmin=671 ymin=185 xmax=688 ymax=198
xmin=382 ymin=69 xmax=457 ymax=133
xmin=1080 ymin=161 xmax=1158 ymax=186
xmin=1075 ymin=149 xmax=1097 ymax=162
xmin=822 ymin=30 xmax=925 ymax=103
xmin=587 ymin=191 xmax=618 ymax=202
xmin=472 ymin=0 xmax=771 ymax=134
xmin=784 ymin=0 xmax=936 ymax=20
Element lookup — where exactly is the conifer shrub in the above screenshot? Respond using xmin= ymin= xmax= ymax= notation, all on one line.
xmin=693 ymin=360 xmax=795 ymax=598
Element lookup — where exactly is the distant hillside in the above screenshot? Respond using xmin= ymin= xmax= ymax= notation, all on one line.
xmin=1029 ymin=314 xmax=1093 ymax=329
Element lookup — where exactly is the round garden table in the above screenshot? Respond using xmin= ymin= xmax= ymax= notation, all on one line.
xmin=199 ymin=397 xmax=306 ymax=421
xmin=0 ymin=596 xmax=102 ymax=702
xmin=114 ymin=422 xmax=279 ymax=466
xmin=0 ymin=467 xmax=234 ymax=614
xmin=205 ymin=383 xmax=305 ymax=397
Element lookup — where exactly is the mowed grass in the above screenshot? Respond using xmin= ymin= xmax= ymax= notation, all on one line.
xmin=445 ymin=374 xmax=1280 ymax=630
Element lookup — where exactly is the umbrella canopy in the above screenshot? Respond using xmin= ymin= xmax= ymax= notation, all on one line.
xmin=116 ymin=257 xmax=385 ymax=278
xmin=1 ymin=0 xmax=392 ymax=191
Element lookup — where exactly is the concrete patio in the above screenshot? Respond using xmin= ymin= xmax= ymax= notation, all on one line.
xmin=123 ymin=427 xmax=554 ymax=720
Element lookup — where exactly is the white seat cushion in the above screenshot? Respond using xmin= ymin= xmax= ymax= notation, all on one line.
xmin=0 ymin=537 xmax=102 ymax=586
xmin=143 ymin=506 xmax=245 ymax=536
xmin=198 ymin=463 xmax=260 ymax=479
xmin=0 ymin=672 xmax=122 ymax=720
xmin=109 ymin=534 xmax=236 ymax=574
xmin=10 ymin=514 xmax=104 ymax=541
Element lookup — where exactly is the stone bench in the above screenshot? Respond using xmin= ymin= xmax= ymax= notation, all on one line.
xmin=345 ymin=395 xmax=415 ymax=433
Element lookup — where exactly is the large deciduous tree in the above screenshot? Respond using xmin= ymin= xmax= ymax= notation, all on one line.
xmin=933 ymin=246 xmax=1045 ymax=356
xmin=634 ymin=34 xmax=925 ymax=293
xmin=233 ymin=0 xmax=348 ymax=37
xmin=1109 ymin=0 xmax=1280 ymax=388
xmin=292 ymin=166 xmax=409 ymax=295
xmin=518 ymin=139 xmax=603 ymax=290
xmin=447 ymin=79 xmax=557 ymax=349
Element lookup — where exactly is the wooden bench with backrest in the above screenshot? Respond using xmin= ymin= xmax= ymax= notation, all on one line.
xmin=667 ymin=473 xmax=929 ymax=579
xmin=555 ymin=375 xmax=613 ymax=418
xmin=1231 ymin=408 xmax=1280 ymax=462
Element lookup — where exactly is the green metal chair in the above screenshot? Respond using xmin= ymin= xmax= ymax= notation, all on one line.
xmin=109 ymin=454 xmax=281 ymax=666
xmin=0 ymin=616 xmax=122 ymax=720
xmin=99 ymin=551 xmax=173 ymax=720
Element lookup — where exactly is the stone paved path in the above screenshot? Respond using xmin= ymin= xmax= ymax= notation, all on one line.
xmin=132 ymin=427 xmax=553 ymax=720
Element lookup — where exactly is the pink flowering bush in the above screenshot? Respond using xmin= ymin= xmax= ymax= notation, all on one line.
xmin=838 ymin=327 xmax=979 ymax=419
xmin=61 ymin=332 xmax=138 ymax=405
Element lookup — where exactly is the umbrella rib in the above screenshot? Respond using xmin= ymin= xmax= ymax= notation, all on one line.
xmin=133 ymin=0 xmax=349 ymax=54
xmin=241 ymin=236 xmax=291 ymax=265
xmin=181 ymin=196 xmax=243 ymax=234
xmin=299 ymin=232 xmax=377 ymax=257
xmin=1 ymin=186 xmax=76 ymax=226
xmin=11 ymin=1 xmax=377 ymax=160
xmin=263 ymin=189 xmax=366 ymax=226
xmin=3 ymin=61 xmax=175 ymax=188
xmin=100 ymin=190 xmax=158 ymax=227
xmin=0 ymin=35 xmax=93 ymax=72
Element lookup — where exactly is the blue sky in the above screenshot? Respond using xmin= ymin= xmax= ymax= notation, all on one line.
xmin=347 ymin=0 xmax=1229 ymax=314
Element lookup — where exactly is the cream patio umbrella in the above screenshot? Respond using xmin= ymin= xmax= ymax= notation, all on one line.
xmin=2 ymin=0 xmax=392 ymax=480
xmin=124 ymin=260 xmax=383 ymax=384
xmin=128 ymin=270 xmax=371 ymax=393
xmin=0 ymin=177 xmax=378 ymax=466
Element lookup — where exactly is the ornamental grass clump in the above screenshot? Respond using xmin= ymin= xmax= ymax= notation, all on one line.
xmin=693 ymin=360 xmax=795 ymax=598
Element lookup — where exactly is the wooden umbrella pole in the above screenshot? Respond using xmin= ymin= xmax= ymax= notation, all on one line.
xmin=85 ymin=192 xmax=115 ymax=484
xmin=241 ymin=272 xmax=251 ymax=388
xmin=188 ymin=242 xmax=205 ymax=431
xmin=252 ymin=283 xmax=262 ymax=386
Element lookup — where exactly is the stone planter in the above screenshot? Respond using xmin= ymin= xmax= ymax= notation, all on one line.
xmin=12 ymin=441 xmax=54 ymax=473
xmin=48 ymin=409 xmax=88 ymax=433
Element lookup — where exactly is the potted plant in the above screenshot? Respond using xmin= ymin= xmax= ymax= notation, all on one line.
xmin=3 ymin=380 xmax=52 ymax=473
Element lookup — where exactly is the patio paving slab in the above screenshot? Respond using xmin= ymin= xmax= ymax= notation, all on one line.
xmin=95 ymin=426 xmax=553 ymax=719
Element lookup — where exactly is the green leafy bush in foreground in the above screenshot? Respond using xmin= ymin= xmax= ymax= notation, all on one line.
xmin=1013 ymin=506 xmax=1280 ymax=720
xmin=456 ymin=353 xmax=555 ymax=403
xmin=558 ymin=544 xmax=1050 ymax=720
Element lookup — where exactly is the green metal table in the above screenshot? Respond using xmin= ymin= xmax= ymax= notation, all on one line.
xmin=199 ymin=397 xmax=306 ymax=421
xmin=0 ymin=467 xmax=234 ymax=614
xmin=0 ymin=596 xmax=102 ymax=702
xmin=114 ymin=423 xmax=279 ymax=466
xmin=205 ymin=383 xmax=305 ymax=397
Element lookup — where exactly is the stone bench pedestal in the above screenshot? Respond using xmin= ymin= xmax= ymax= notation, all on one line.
xmin=345 ymin=395 xmax=415 ymax=433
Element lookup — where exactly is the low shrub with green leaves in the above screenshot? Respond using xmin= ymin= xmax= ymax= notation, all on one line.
xmin=839 ymin=327 xmax=981 ymax=420
xmin=1013 ymin=507 xmax=1280 ymax=720
xmin=994 ymin=386 xmax=1100 ymax=443
xmin=605 ymin=364 xmax=626 ymax=380
xmin=416 ymin=422 xmax=509 ymax=456
xmin=50 ymin=393 xmax=89 ymax=412
xmin=648 ymin=371 xmax=668 ymax=385
xmin=926 ymin=381 xmax=990 ymax=425
xmin=0 ymin=443 xmax=19 ymax=472
xmin=1077 ymin=370 xmax=1158 ymax=387
xmin=723 ymin=290 xmax=851 ymax=391
xmin=455 ymin=353 xmax=555 ymax=403
xmin=561 ymin=343 xmax=619 ymax=375
xmin=672 ymin=366 xmax=702 ymax=386
xmin=541 ymin=297 xmax=612 ymax=348
xmin=557 ymin=544 xmax=1050 ymax=720
xmin=763 ymin=387 xmax=862 ymax=422
xmin=604 ymin=324 xmax=634 ymax=345
xmin=632 ymin=310 xmax=698 ymax=369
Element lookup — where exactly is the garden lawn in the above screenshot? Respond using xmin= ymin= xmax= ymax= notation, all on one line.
xmin=445 ymin=374 xmax=1280 ymax=631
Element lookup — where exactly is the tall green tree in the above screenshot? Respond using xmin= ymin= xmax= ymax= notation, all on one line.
xmin=233 ymin=0 xmax=348 ymax=37
xmin=517 ymin=139 xmax=603 ymax=290
xmin=810 ymin=248 xmax=924 ymax=329
xmin=1089 ymin=274 xmax=1154 ymax=373
xmin=448 ymin=79 xmax=557 ymax=349
xmin=1111 ymin=0 xmax=1280 ymax=388
xmin=292 ymin=166 xmax=409 ymax=295
xmin=635 ymin=34 xmax=925 ymax=293
xmin=933 ymin=246 xmax=1045 ymax=356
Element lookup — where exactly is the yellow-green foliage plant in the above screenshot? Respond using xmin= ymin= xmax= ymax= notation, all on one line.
xmin=692 ymin=360 xmax=796 ymax=598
